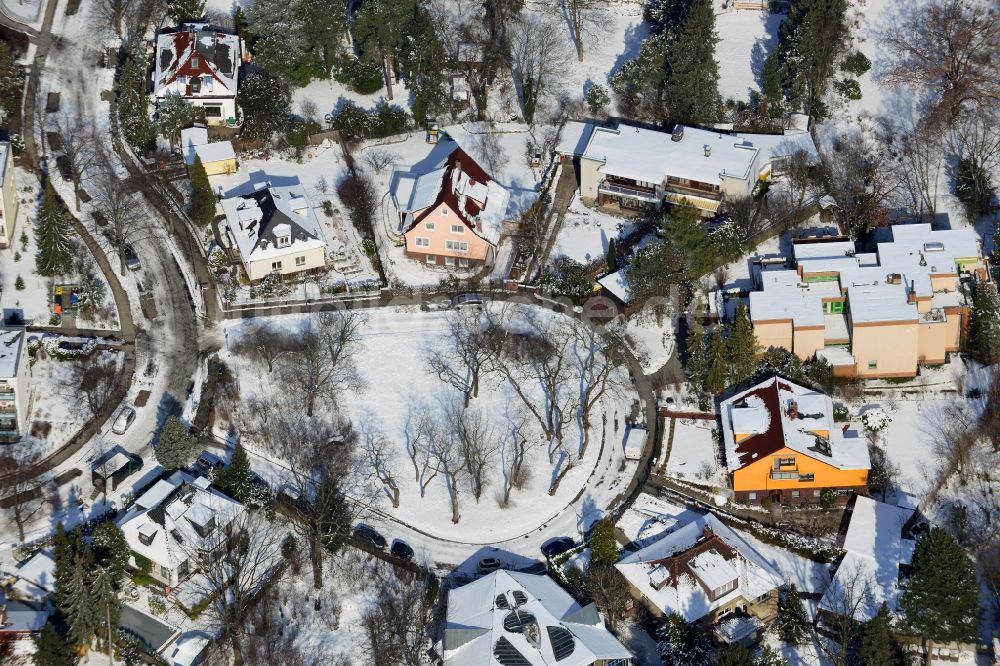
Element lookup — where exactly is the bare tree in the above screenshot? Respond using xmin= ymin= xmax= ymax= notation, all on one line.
xmin=363 ymin=148 xmax=399 ymax=175
xmin=337 ymin=171 xmax=380 ymax=241
xmin=282 ymin=310 xmax=366 ymax=417
xmin=402 ymin=402 xmax=439 ymax=498
xmin=498 ymin=407 xmax=532 ymax=507
xmin=121 ymin=0 xmax=167 ymax=52
xmin=552 ymin=0 xmax=604 ymax=62
xmin=816 ymin=562 xmax=875 ymax=666
xmin=74 ymin=353 xmax=120 ymax=415
xmin=230 ymin=320 xmax=300 ymax=373
xmin=425 ymin=308 xmax=501 ymax=407
xmin=91 ymin=0 xmax=135 ymax=37
xmin=585 ymin=565 xmax=631 ymax=631
xmin=509 ymin=13 xmax=572 ymax=123
xmin=879 ymin=114 xmax=944 ymax=219
xmin=360 ymin=417 xmax=401 ymax=508
xmin=54 ymin=111 xmax=101 ymax=210
xmin=783 ymin=149 xmax=815 ymax=213
xmin=818 ymin=132 xmax=901 ymax=237
xmin=242 ymin=586 xmax=310 ymax=666
xmin=947 ymin=106 xmax=1000 ymax=220
xmin=360 ymin=568 xmax=431 ymax=666
xmin=567 ymin=318 xmax=626 ymax=458
xmin=445 ymin=399 xmax=500 ymax=503
xmin=473 ymin=129 xmax=508 ymax=178
xmin=879 ymin=0 xmax=1000 ymax=125
xmin=0 ymin=447 xmax=46 ymax=543
xmin=188 ymin=510 xmax=285 ymax=666
xmin=427 ymin=410 xmax=469 ymax=524
xmin=90 ymin=167 xmax=160 ymax=274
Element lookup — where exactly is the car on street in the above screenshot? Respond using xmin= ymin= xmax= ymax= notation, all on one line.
xmin=451 ymin=292 xmax=484 ymax=309
xmin=421 ymin=297 xmax=451 ymax=312
xmin=123 ymin=244 xmax=141 ymax=271
xmin=541 ymin=537 xmax=576 ymax=559
xmin=353 ymin=524 xmax=387 ymax=549
xmin=111 ymin=407 xmax=136 ymax=435
xmin=391 ymin=540 xmax=414 ymax=561
xmin=477 ymin=556 xmax=502 ymax=574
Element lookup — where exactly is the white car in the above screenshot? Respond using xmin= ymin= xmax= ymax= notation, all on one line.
xmin=111 ymin=407 xmax=136 ymax=435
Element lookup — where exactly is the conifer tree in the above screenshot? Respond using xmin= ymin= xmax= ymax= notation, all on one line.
xmin=966 ymin=283 xmax=1000 ymax=364
xmin=656 ymin=613 xmax=712 ymax=666
xmin=901 ymin=528 xmax=979 ymax=643
xmin=728 ymin=302 xmax=760 ymax=385
xmin=859 ymin=602 xmax=905 ymax=666
xmin=154 ymin=416 xmax=199 ymax=470
xmin=589 ymin=518 xmax=619 ymax=566
xmin=214 ymin=441 xmax=253 ymax=502
xmin=52 ymin=523 xmax=73 ymax=609
xmin=156 ymin=93 xmax=196 ymax=150
xmin=119 ymin=50 xmax=156 ymax=153
xmin=685 ymin=316 xmax=707 ymax=391
xmin=168 ymin=0 xmax=204 ymax=23
xmin=92 ymin=521 xmax=130 ymax=582
xmin=716 ymin=642 xmax=752 ymax=666
xmin=63 ymin=557 xmax=96 ymax=649
xmin=188 ymin=156 xmax=216 ymax=228
xmin=704 ymin=326 xmax=728 ymax=394
xmin=32 ymin=622 xmax=74 ymax=666
xmin=606 ymin=237 xmax=617 ymax=272
xmin=90 ymin=567 xmax=120 ymax=658
xmin=35 ymin=183 xmax=73 ymax=277
xmin=778 ymin=584 xmax=810 ymax=644
xmin=666 ymin=0 xmax=720 ymax=124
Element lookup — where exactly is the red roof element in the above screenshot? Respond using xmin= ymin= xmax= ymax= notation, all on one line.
xmin=161 ymin=31 xmax=225 ymax=89
xmin=410 ymin=147 xmax=494 ymax=238
xmin=729 ymin=379 xmax=793 ymax=469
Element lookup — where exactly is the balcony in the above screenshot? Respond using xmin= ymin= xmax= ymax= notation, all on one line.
xmin=598 ymin=179 xmax=661 ymax=203
xmin=770 ymin=470 xmax=815 ymax=482
xmin=665 ymin=177 xmax=722 ymax=199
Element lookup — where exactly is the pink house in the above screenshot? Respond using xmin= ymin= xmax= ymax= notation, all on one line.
xmin=392 ymin=147 xmax=510 ymax=269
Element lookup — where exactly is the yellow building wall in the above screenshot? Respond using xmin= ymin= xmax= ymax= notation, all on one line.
xmin=753 ymin=320 xmax=792 ymax=355
xmin=930 ymin=273 xmax=958 ymax=292
xmin=792 ymin=326 xmax=824 ymax=360
xmin=245 ymin=245 xmax=326 ymax=281
xmin=917 ymin=321 xmax=949 ymax=365
xmin=578 ymin=157 xmax=604 ymax=201
xmin=732 ymin=446 xmax=869 ymax=493
xmin=203 ymin=158 xmax=237 ymax=176
xmin=851 ymin=321 xmax=919 ymax=378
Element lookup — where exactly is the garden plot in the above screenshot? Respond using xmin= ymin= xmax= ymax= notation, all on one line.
xmin=666 ymin=419 xmax=725 ymax=488
xmin=715 ymin=9 xmax=784 ymax=103
xmin=613 ymin=309 xmax=676 ymax=375
xmin=551 ymin=194 xmax=641 ymax=266
xmin=218 ymin=304 xmax=636 ymax=553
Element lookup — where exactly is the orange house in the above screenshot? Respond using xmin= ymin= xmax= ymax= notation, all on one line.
xmin=392 ymin=146 xmax=510 ymax=269
xmin=719 ymin=376 xmax=870 ymax=505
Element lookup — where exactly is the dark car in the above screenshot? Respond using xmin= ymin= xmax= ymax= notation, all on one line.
xmin=541 ymin=537 xmax=576 ymax=559
xmin=451 ymin=292 xmax=484 ymax=309
xmin=391 ymin=540 xmax=414 ymax=561
xmin=353 ymin=524 xmax=387 ymax=549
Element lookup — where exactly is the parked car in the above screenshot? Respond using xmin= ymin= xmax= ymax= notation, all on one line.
xmin=541 ymin=537 xmax=576 ymax=559
xmin=111 ymin=407 xmax=136 ymax=435
xmin=422 ymin=297 xmax=451 ymax=312
xmin=353 ymin=524 xmax=387 ymax=549
xmin=123 ymin=244 xmax=141 ymax=271
xmin=451 ymin=292 xmax=484 ymax=309
xmin=391 ymin=540 xmax=414 ymax=561
xmin=477 ymin=557 xmax=502 ymax=574
xmin=193 ymin=451 xmax=224 ymax=476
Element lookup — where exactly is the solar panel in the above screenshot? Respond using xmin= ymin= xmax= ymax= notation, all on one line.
xmin=493 ymin=636 xmax=530 ymax=666
xmin=546 ymin=626 xmax=576 ymax=661
xmin=511 ymin=590 xmax=528 ymax=605
xmin=503 ymin=610 xmax=535 ymax=633
xmin=495 ymin=594 xmax=510 ymax=609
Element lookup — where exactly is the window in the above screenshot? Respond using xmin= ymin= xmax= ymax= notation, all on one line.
xmin=425 ymin=254 xmax=436 ymax=264
xmin=160 ymin=565 xmax=172 ymax=580
xmin=192 ymin=56 xmax=200 ymax=67
xmin=414 ymin=237 xmax=430 ymax=248
xmin=459 ymin=258 xmax=469 ymax=268
xmin=271 ymin=261 xmax=282 ymax=271
xmin=791 ymin=490 xmax=800 ymax=498
xmin=441 ymin=207 xmax=448 ymax=215
xmin=773 ymin=457 xmax=796 ymax=468
xmin=445 ymin=256 xmax=455 ymax=266
xmin=747 ymin=492 xmax=757 ymax=501
xmin=445 ymin=240 xmax=469 ymax=252
xmin=276 ymin=235 xmax=290 ymax=248
xmin=867 ymin=360 xmax=878 ymax=369
xmin=204 ymin=105 xmax=222 ymax=118
xmin=425 ymin=221 xmax=436 ymax=231
xmin=295 ymin=256 xmax=306 ymax=266
xmin=451 ymin=224 xmax=464 ymax=233
xmin=711 ymin=578 xmax=737 ymax=599
xmin=138 ymin=532 xmax=154 ymax=546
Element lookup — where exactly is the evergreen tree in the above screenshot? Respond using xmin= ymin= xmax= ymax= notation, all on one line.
xmin=353 ymin=0 xmax=414 ymax=99
xmin=156 ymin=93 xmax=196 ymax=149
xmin=859 ymin=602 xmax=905 ymax=666
xmin=168 ymin=0 xmax=204 ymax=22
xmin=586 ymin=84 xmax=610 ymax=115
xmin=315 ymin=477 xmax=351 ymax=555
xmin=90 ymin=567 xmax=121 ymax=657
xmin=966 ymin=283 xmax=1000 ymax=364
xmin=589 ymin=518 xmax=619 ymax=566
xmin=119 ymin=50 xmax=156 ymax=153
xmin=780 ymin=0 xmax=848 ymax=117
xmin=606 ymin=237 xmax=617 ymax=272
xmin=0 ymin=41 xmax=25 ymax=121
xmin=247 ymin=0 xmax=322 ymax=86
xmin=214 ymin=441 xmax=253 ymax=502
xmin=237 ymin=70 xmax=290 ymax=142
xmin=661 ymin=203 xmax=715 ymax=279
xmin=656 ymin=613 xmax=712 ymax=666
xmin=35 ymin=183 xmax=73 ymax=277
xmin=63 ymin=557 xmax=96 ymax=649
xmin=91 ymin=521 xmax=130 ymax=582
xmin=901 ymin=528 xmax=979 ymax=643
xmin=685 ymin=316 xmax=707 ymax=391
xmin=154 ymin=416 xmax=199 ymax=470
xmin=716 ymin=643 xmax=752 ymax=666
xmin=704 ymin=326 xmax=728 ymax=394
xmin=778 ymin=584 xmax=810 ymax=644
xmin=187 ymin=156 xmax=216 ymax=228
xmin=727 ymin=302 xmax=759 ymax=385
xmin=666 ymin=0 xmax=720 ymax=124
xmin=32 ymin=622 xmax=74 ymax=666
xmin=760 ymin=51 xmax=783 ymax=110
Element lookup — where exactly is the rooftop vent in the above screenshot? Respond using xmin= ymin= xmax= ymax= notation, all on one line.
xmin=671 ymin=126 xmax=684 ymax=142
xmin=704 ymin=145 xmax=712 ymax=157
xmin=924 ymin=242 xmax=945 ymax=252
xmin=887 ymin=273 xmax=902 ymax=284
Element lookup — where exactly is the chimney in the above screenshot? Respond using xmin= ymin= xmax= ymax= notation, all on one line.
xmin=842 ymin=423 xmax=850 ymax=434
xmin=787 ymin=401 xmax=799 ymax=420
xmin=704 ymin=145 xmax=711 ymax=157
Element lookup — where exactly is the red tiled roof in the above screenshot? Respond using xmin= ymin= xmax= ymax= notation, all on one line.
xmin=161 ymin=31 xmax=226 ymax=90
xmin=730 ymin=379 xmax=794 ymax=468
xmin=410 ymin=147 xmax=493 ymax=237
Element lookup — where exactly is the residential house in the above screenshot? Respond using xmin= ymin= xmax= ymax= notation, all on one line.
xmin=220 ymin=183 xmax=328 ymax=281
xmin=818 ymin=496 xmax=916 ymax=622
xmin=718 ymin=375 xmax=870 ymax=505
xmin=0 ymin=551 xmax=55 ymax=658
xmin=116 ymin=471 xmax=245 ymax=588
xmin=569 ymin=123 xmax=817 ymax=214
xmin=391 ymin=146 xmax=510 ymax=269
xmin=152 ymin=24 xmax=242 ymax=125
xmin=0 ymin=141 xmax=18 ymax=249
xmin=444 ymin=570 xmax=633 ymax=665
xmin=749 ymin=223 xmax=987 ymax=378
xmin=180 ymin=127 xmax=237 ymax=175
xmin=0 ymin=326 xmax=28 ymax=444
xmin=616 ymin=513 xmax=784 ymax=645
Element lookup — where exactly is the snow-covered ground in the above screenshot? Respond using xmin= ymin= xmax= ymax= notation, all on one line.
xmin=666 ymin=419 xmax=725 ymax=489
xmin=551 ymin=194 xmax=641 ymax=266
xmin=614 ymin=308 xmax=675 ymax=375
xmin=715 ymin=9 xmax=784 ymax=103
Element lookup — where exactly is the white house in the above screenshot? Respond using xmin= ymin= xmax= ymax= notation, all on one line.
xmin=152 ymin=24 xmax=242 ymax=125
xmin=117 ymin=471 xmax=245 ymax=588
xmin=220 ymin=183 xmax=328 ymax=281
xmin=444 ymin=570 xmax=633 ymax=666
xmin=0 ymin=326 xmax=29 ymax=443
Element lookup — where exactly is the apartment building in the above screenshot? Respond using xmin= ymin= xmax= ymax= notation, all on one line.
xmin=0 ymin=326 xmax=29 ymax=443
xmin=749 ymin=223 xmax=986 ymax=378
xmin=0 ymin=141 xmax=19 ymax=249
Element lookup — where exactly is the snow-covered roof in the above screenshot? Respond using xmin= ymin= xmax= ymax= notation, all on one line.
xmin=843 ymin=281 xmax=917 ymax=324
xmin=555 ymin=121 xmax=596 ymax=157
xmin=597 ymin=268 xmax=631 ymax=304
xmin=623 ymin=426 xmax=646 ymax=454
xmin=734 ymin=130 xmax=819 ymax=164
xmin=152 ymin=25 xmax=240 ymax=100
xmin=117 ymin=470 xmax=244 ymax=573
xmin=181 ymin=128 xmax=236 ymax=166
xmin=444 ymin=570 xmax=632 ymax=666
xmin=6 ymin=550 xmax=56 ymax=604
xmin=582 ymin=124 xmax=759 ymax=187
xmin=749 ymin=270 xmax=825 ymax=327
xmin=0 ymin=597 xmax=49 ymax=632
xmin=0 ymin=326 xmax=25 ymax=378
xmin=616 ymin=513 xmax=783 ymax=623
xmin=719 ymin=376 xmax=870 ymax=472
xmin=819 ymin=497 xmax=915 ymax=621
xmin=221 ymin=183 xmax=327 ymax=264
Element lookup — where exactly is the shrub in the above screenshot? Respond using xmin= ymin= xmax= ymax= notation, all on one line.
xmin=834 ymin=78 xmax=862 ymax=100
xmin=148 ymin=595 xmax=167 ymax=616
xmin=820 ymin=488 xmax=837 ymax=509
xmin=345 ymin=60 xmax=384 ymax=95
xmin=586 ymin=84 xmax=610 ymax=115
xmin=14 ymin=275 xmax=24 ymax=290
xmin=369 ymin=103 xmax=409 ymax=138
xmin=841 ymin=50 xmax=872 ymax=76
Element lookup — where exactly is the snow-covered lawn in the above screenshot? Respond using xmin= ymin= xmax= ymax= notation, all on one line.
xmin=715 ymin=9 xmax=784 ymax=103
xmin=735 ymin=528 xmax=832 ymax=597
xmin=551 ymin=194 xmax=640 ymax=266
xmin=614 ymin=308 xmax=676 ymax=375
xmin=666 ymin=419 xmax=724 ymax=488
